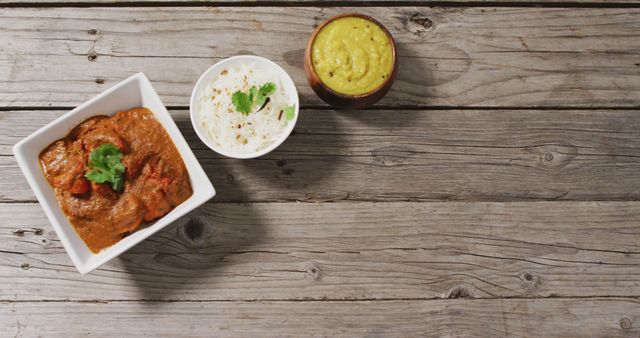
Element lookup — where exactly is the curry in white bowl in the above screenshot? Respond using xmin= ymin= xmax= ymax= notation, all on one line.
xmin=39 ymin=107 xmax=192 ymax=253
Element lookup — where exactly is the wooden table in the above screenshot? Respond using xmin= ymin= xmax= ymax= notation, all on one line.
xmin=1 ymin=0 xmax=640 ymax=336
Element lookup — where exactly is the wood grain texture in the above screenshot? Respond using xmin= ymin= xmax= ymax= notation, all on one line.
xmin=3 ymin=0 xmax=640 ymax=3
xmin=1 ymin=7 xmax=639 ymax=108
xmin=2 ymin=299 xmax=639 ymax=337
xmin=2 ymin=201 xmax=640 ymax=301
xmin=2 ymin=2 xmax=640 ymax=337
xmin=4 ymin=108 xmax=640 ymax=202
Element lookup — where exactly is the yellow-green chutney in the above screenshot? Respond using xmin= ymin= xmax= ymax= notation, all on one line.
xmin=312 ymin=16 xmax=394 ymax=96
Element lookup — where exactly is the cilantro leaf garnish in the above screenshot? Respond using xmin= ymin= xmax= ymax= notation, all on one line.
xmin=231 ymin=82 xmax=277 ymax=115
xmin=249 ymin=86 xmax=259 ymax=105
xmin=256 ymin=82 xmax=276 ymax=107
xmin=84 ymin=143 xmax=126 ymax=192
xmin=231 ymin=89 xmax=254 ymax=115
xmin=283 ymin=104 xmax=296 ymax=121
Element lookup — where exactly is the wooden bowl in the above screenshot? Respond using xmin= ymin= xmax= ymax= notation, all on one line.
xmin=304 ymin=13 xmax=398 ymax=109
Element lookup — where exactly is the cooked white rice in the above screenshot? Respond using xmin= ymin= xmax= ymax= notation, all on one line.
xmin=197 ymin=62 xmax=294 ymax=154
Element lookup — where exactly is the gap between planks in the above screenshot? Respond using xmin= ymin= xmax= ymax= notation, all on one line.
xmin=2 ymin=296 xmax=640 ymax=303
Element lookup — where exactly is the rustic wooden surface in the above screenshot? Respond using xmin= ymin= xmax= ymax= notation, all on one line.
xmin=3 ymin=0 xmax=640 ymax=3
xmin=3 ymin=201 xmax=640 ymax=301
xmin=1 ymin=7 xmax=640 ymax=108
xmin=2 ymin=299 xmax=639 ymax=337
xmin=4 ymin=108 xmax=640 ymax=203
xmin=2 ymin=1 xmax=640 ymax=337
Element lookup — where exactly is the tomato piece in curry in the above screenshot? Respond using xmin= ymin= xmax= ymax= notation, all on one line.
xmin=39 ymin=108 xmax=193 ymax=253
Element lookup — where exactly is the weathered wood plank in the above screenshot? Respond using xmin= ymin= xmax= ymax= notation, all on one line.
xmin=2 ymin=201 xmax=640 ymax=301
xmin=1 ymin=7 xmax=638 ymax=108
xmin=4 ymin=108 xmax=640 ymax=202
xmin=2 ymin=0 xmax=640 ymax=3
xmin=2 ymin=298 xmax=639 ymax=337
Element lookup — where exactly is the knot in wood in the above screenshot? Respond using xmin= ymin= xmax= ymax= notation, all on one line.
xmin=95 ymin=78 xmax=105 ymax=85
xmin=406 ymin=13 xmax=434 ymax=35
xmin=87 ymin=29 xmax=98 ymax=35
xmin=521 ymin=271 xmax=541 ymax=292
xmin=87 ymin=52 xmax=98 ymax=62
xmin=372 ymin=145 xmax=411 ymax=166
xmin=41 ymin=237 xmax=52 ymax=248
xmin=523 ymin=272 xmax=534 ymax=281
xmin=12 ymin=228 xmax=44 ymax=236
xmin=528 ymin=142 xmax=577 ymax=170
xmin=620 ymin=317 xmax=632 ymax=330
xmin=179 ymin=215 xmax=213 ymax=247
xmin=447 ymin=285 xmax=471 ymax=299
xmin=306 ymin=263 xmax=322 ymax=280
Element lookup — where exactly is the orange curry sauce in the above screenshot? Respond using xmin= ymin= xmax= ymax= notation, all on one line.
xmin=39 ymin=108 xmax=192 ymax=253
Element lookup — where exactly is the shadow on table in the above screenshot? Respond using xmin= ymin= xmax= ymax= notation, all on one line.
xmin=117 ymin=110 xmax=342 ymax=300
xmin=118 ymin=160 xmax=267 ymax=302
xmin=233 ymin=104 xmax=346 ymax=202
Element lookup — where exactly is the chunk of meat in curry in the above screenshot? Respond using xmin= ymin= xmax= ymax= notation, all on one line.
xmin=39 ymin=108 xmax=192 ymax=253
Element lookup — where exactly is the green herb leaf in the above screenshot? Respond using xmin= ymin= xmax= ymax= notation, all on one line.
xmin=256 ymin=82 xmax=276 ymax=107
xmin=283 ymin=104 xmax=296 ymax=121
xmin=249 ymin=86 xmax=258 ymax=104
xmin=231 ymin=82 xmax=277 ymax=115
xmin=84 ymin=143 xmax=126 ymax=192
xmin=231 ymin=90 xmax=253 ymax=115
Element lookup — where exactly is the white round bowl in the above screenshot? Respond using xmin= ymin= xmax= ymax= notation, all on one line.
xmin=190 ymin=55 xmax=300 ymax=159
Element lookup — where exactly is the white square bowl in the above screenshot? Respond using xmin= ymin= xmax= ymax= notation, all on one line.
xmin=13 ymin=73 xmax=215 ymax=274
